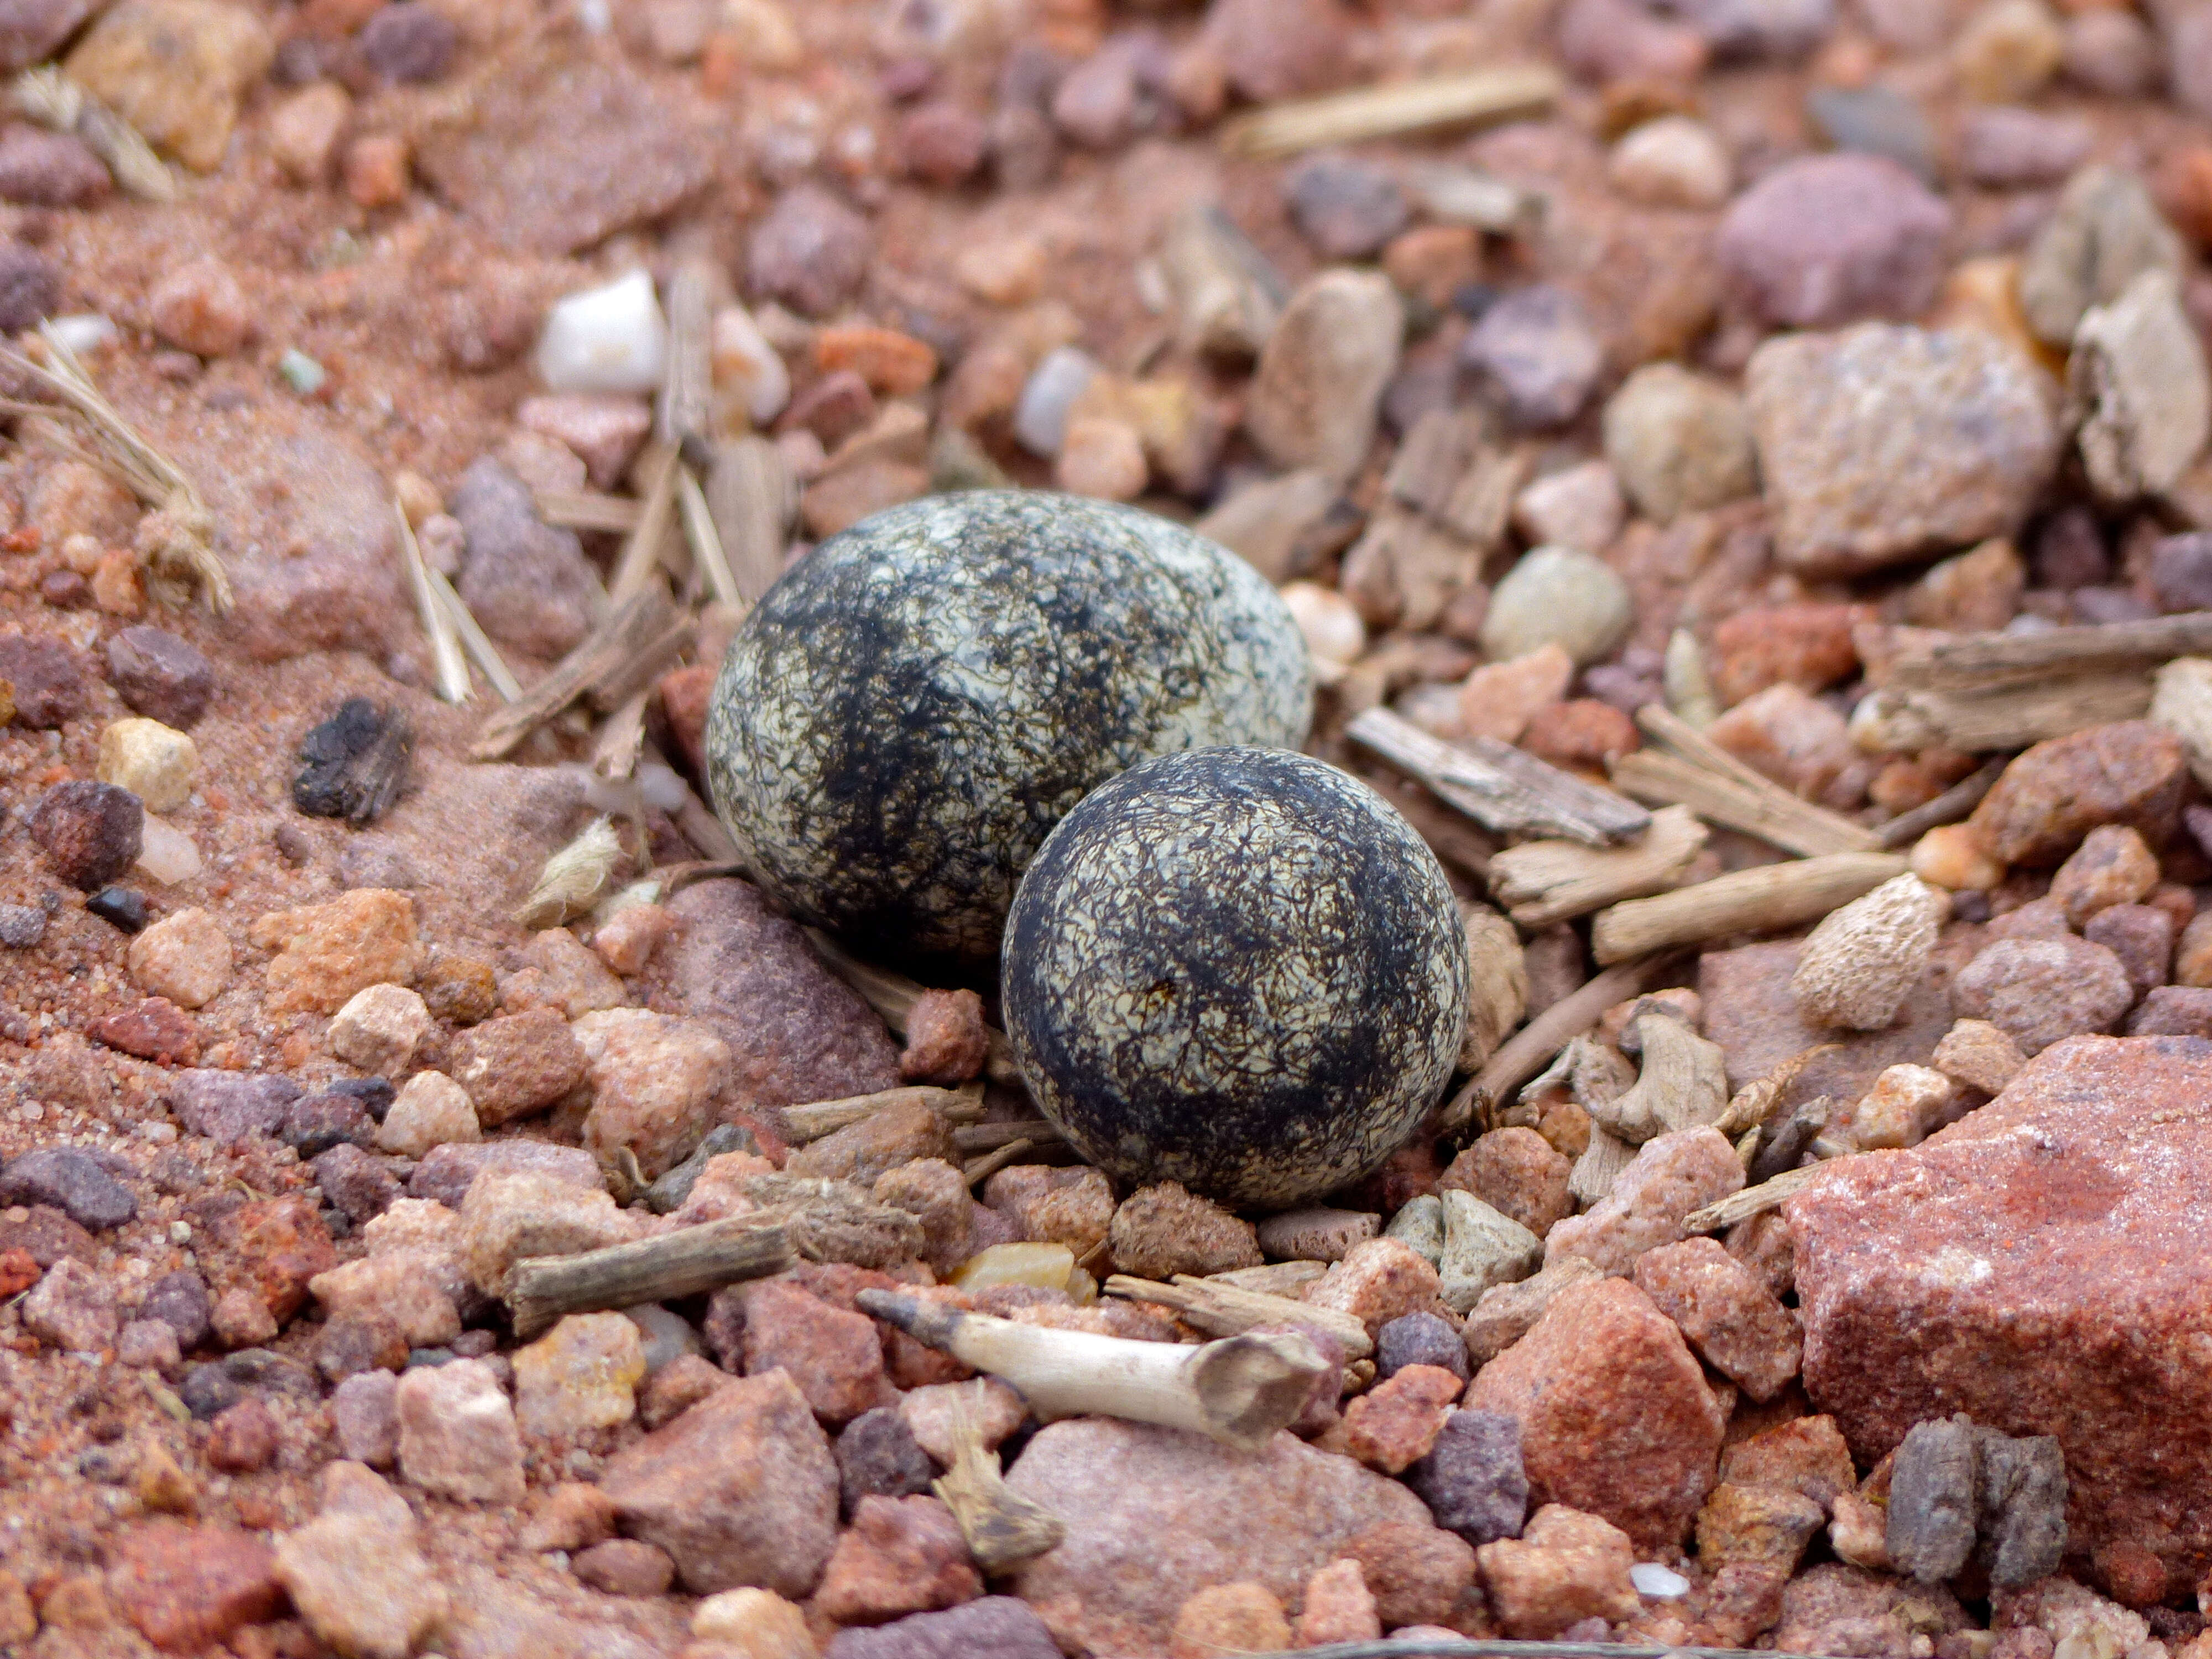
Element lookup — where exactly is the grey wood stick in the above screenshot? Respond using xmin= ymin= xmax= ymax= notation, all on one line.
xmin=507 ymin=1218 xmax=793 ymax=1341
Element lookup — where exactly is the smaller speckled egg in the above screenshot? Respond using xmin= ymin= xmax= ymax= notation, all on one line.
xmin=1001 ymin=745 xmax=1470 ymax=1209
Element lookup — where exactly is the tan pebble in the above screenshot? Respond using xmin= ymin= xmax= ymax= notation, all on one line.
xmin=128 ymin=906 xmax=232 ymax=1008
xmin=1053 ymin=415 xmax=1149 ymax=500
xmin=375 ymin=1071 xmax=481 ymax=1158
xmin=592 ymin=902 xmax=671 ymax=977
xmin=1911 ymin=822 xmax=2004 ymax=890
xmin=1930 ymin=1018 xmax=2026 ymax=1094
xmin=691 ymin=1587 xmax=818 ymax=1656
xmin=1168 ymin=1582 xmax=1291 ymax=1659
xmin=269 ymin=80 xmax=350 ymax=182
xmin=1458 ymin=643 xmax=1573 ymax=744
xmin=1790 ymin=873 xmax=1947 ymax=1030
xmin=1843 ymin=1063 xmax=1957 ymax=1150
xmin=91 ymin=550 xmax=145 ymax=617
xmin=97 ymin=716 xmax=196 ymax=813
xmin=327 ymin=983 xmax=432 ymax=1078
xmin=344 ymin=133 xmax=409 ymax=207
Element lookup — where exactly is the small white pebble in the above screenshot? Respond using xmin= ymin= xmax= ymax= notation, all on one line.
xmin=135 ymin=817 xmax=203 ymax=886
xmin=169 ymin=1222 xmax=191 ymax=1244
xmin=49 ymin=313 xmax=117 ymax=354
xmin=1630 ymin=1562 xmax=1690 ymax=1598
xmin=535 ymin=269 xmax=667 ymax=395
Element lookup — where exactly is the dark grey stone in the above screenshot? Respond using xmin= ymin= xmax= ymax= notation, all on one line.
xmin=168 ymin=1070 xmax=301 ymax=1149
xmin=1406 ymin=1407 xmax=1527 ymax=1547
xmin=1887 ymin=1415 xmax=1980 ymax=1583
xmin=0 ymin=1148 xmax=136 ymax=1230
xmin=826 ymin=1597 xmax=1062 ymax=1659
xmin=1375 ymin=1311 xmax=1469 ymax=1384
xmin=141 ymin=1269 xmax=211 ymax=1350
xmin=835 ymin=1407 xmax=937 ymax=1517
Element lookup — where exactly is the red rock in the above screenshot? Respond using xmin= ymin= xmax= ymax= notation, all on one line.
xmin=1202 ymin=0 xmax=1352 ymax=102
xmin=1719 ymin=1415 xmax=1858 ymax=1511
xmin=1953 ymin=935 xmax=2134 ymax=1056
xmin=1773 ymin=1563 xmax=1969 ymax=1654
xmin=900 ymin=100 xmax=988 ymax=185
xmin=601 ymin=1368 xmax=839 ymax=1596
xmin=206 ymin=1196 xmax=337 ymax=1327
xmin=1521 ymin=698 xmax=1639 ymax=774
xmin=1303 ymin=1237 xmax=1444 ymax=1339
xmin=1545 ymin=1127 xmax=1743 ymax=1278
xmin=205 ymin=1399 xmax=279 ymax=1473
xmin=1476 ymin=1503 xmax=1639 ymax=1639
xmin=1340 ymin=1363 xmax=1463 ymax=1474
xmin=1296 ymin=1557 xmax=1381 ymax=1646
xmin=108 ymin=1522 xmax=283 ymax=1653
xmin=444 ymin=1007 xmax=588 ymax=1128
xmin=658 ymin=663 xmax=714 ymax=778
xmin=1699 ymin=937 xmax=1958 ymax=1096
xmin=1106 ymin=1181 xmax=1262 ymax=1280
xmin=1968 ymin=722 xmax=2187 ymax=868
xmin=898 ymin=987 xmax=989 ymax=1086
xmin=656 ymin=879 xmax=900 ymax=1108
xmin=1790 ymin=1035 xmax=2212 ymax=1605
xmin=29 ymin=778 xmax=140 ymax=889
xmin=1710 ymin=603 xmax=1863 ymax=707
xmin=1632 ymin=1237 xmax=1802 ymax=1402
xmin=1005 ymin=1418 xmax=1433 ymax=1655
xmin=1168 ymin=1582 xmax=1290 ymax=1657
xmin=1340 ymin=1519 xmax=1478 ymax=1629
xmin=0 ymin=1248 xmax=36 ymax=1297
xmin=89 ymin=997 xmax=199 ymax=1065
xmin=737 ymin=1279 xmax=896 ymax=1426
xmin=413 ymin=54 xmax=713 ymax=254
xmin=815 ymin=1495 xmax=980 ymax=1625
xmin=571 ymin=1538 xmax=675 ymax=1598
xmin=1441 ymin=1128 xmax=1574 ymax=1238
xmin=1464 ymin=1276 xmax=1726 ymax=1552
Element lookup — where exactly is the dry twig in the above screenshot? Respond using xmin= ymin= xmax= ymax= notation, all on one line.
xmin=1221 ymin=65 xmax=1563 ymax=158
xmin=396 ymin=500 xmax=469 ymax=704
xmin=1437 ymin=953 xmax=1682 ymax=1137
xmin=427 ymin=567 xmax=521 ymax=701
xmin=1618 ymin=706 xmax=1879 ymax=858
xmin=932 ymin=1392 xmax=1065 ymax=1572
xmin=0 ymin=322 xmax=226 ymax=611
xmin=506 ymin=1218 xmax=792 ymax=1340
xmin=11 ymin=68 xmax=173 ymax=201
xmin=537 ymin=488 xmax=644 ymax=534
xmin=857 ymin=1288 xmax=1331 ymax=1450
xmin=705 ymin=436 xmax=795 ymax=602
xmin=1486 ymin=804 xmax=1709 ymax=927
xmin=1104 ymin=1274 xmax=1372 ymax=1358
xmin=1349 ymin=707 xmax=1651 ymax=847
xmin=1683 ymin=1162 xmax=1839 ymax=1233
xmin=470 ymin=584 xmax=691 ymax=759
xmin=1591 ymin=851 xmax=1907 ymax=964
xmin=1875 ymin=758 xmax=2008 ymax=849
xmin=782 ymin=1083 xmax=985 ymax=1143
xmin=1888 ymin=612 xmax=2212 ymax=692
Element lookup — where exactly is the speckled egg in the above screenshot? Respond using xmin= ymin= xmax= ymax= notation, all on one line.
xmin=1000 ymin=746 xmax=1470 ymax=1209
xmin=705 ymin=491 xmax=1312 ymax=963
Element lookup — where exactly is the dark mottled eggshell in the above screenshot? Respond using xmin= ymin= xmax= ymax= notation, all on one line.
xmin=1001 ymin=745 xmax=1470 ymax=1209
xmin=704 ymin=491 xmax=1311 ymax=963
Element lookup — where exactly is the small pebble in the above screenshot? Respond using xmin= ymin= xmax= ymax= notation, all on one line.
xmin=535 ymin=270 xmax=667 ymax=397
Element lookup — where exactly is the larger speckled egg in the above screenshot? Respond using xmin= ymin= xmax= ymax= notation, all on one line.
xmin=1000 ymin=746 xmax=1470 ymax=1209
xmin=705 ymin=491 xmax=1312 ymax=963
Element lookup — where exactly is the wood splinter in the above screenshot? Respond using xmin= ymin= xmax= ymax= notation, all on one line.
xmin=1487 ymin=804 xmax=1709 ymax=927
xmin=782 ymin=1083 xmax=987 ymax=1143
xmin=856 ymin=1288 xmax=1330 ymax=1451
xmin=506 ymin=1217 xmax=792 ymax=1341
xmin=1103 ymin=1274 xmax=1372 ymax=1359
xmin=931 ymin=1391 xmax=1066 ymax=1573
xmin=1590 ymin=852 xmax=1908 ymax=966
xmin=1348 ymin=707 xmax=1651 ymax=847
